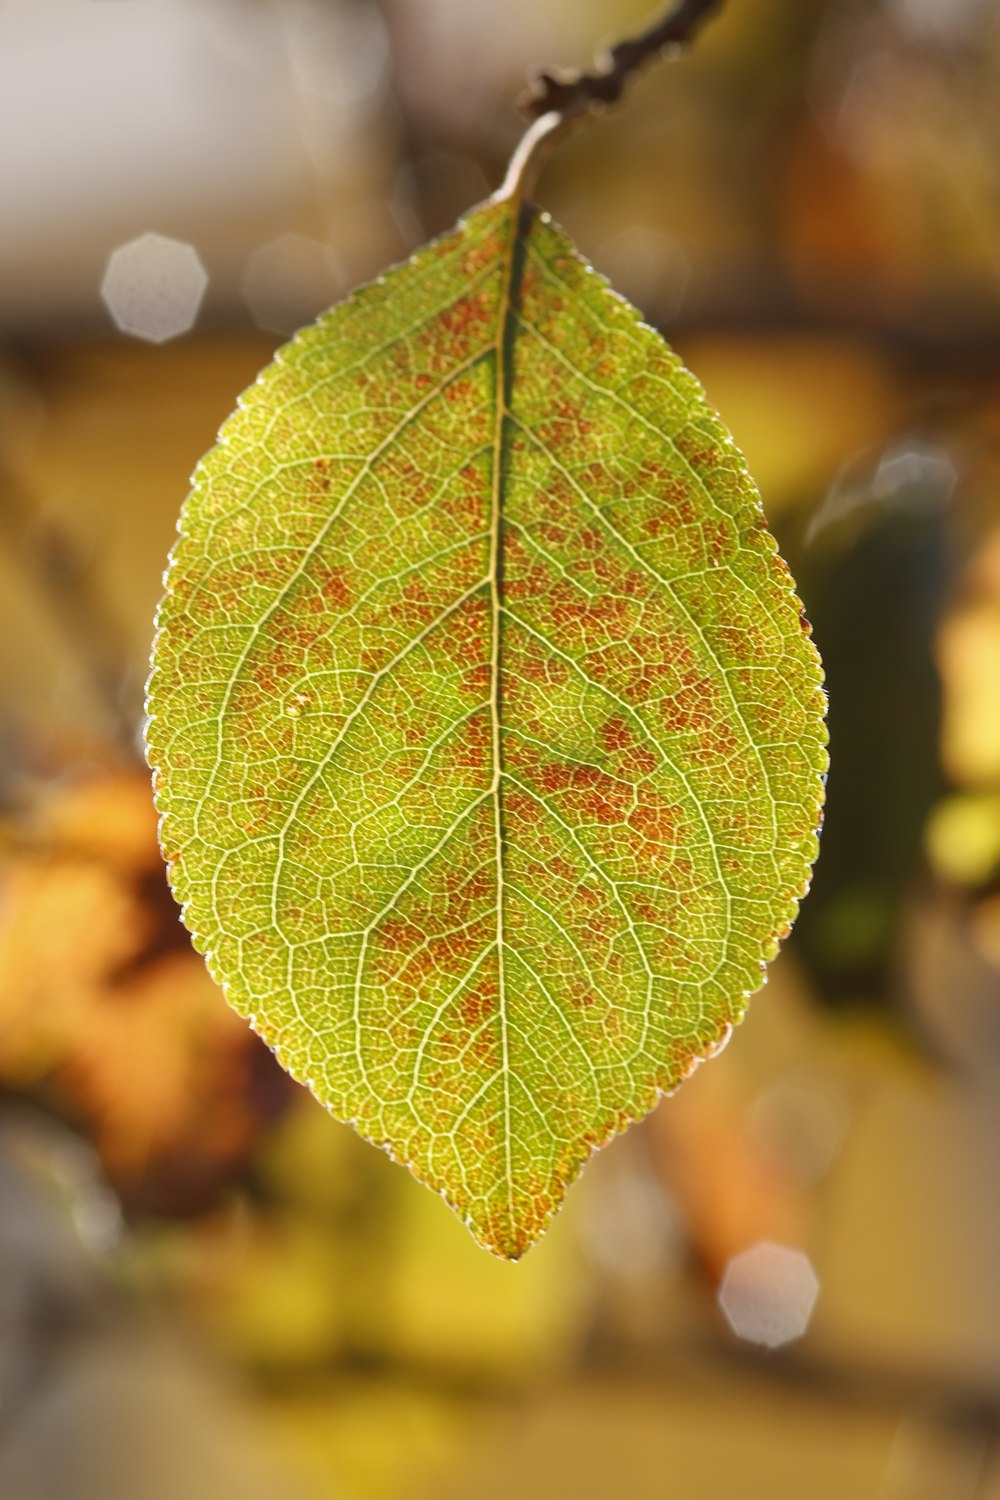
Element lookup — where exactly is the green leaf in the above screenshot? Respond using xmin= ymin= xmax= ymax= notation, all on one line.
xmin=146 ymin=195 xmax=826 ymax=1260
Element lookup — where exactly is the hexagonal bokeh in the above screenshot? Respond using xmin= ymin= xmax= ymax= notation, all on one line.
xmin=242 ymin=234 xmax=343 ymax=336
xmin=718 ymin=1241 xmax=820 ymax=1349
xmin=100 ymin=233 xmax=208 ymax=344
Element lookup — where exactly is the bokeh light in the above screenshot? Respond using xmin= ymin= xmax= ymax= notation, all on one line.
xmin=718 ymin=1242 xmax=820 ymax=1349
xmin=286 ymin=0 xmax=389 ymax=109
xmin=872 ymin=440 xmax=956 ymax=513
xmin=100 ymin=233 xmax=208 ymax=344
xmin=241 ymin=234 xmax=343 ymax=335
xmin=745 ymin=1074 xmax=849 ymax=1188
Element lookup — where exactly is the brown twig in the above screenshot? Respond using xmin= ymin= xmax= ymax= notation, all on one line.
xmin=518 ymin=0 xmax=725 ymax=123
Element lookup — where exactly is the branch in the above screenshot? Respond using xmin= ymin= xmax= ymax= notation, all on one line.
xmin=518 ymin=0 xmax=725 ymax=123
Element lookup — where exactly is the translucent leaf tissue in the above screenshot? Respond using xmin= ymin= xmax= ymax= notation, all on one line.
xmin=146 ymin=194 xmax=827 ymax=1258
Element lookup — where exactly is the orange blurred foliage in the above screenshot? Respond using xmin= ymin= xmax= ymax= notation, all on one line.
xmin=0 ymin=771 xmax=285 ymax=1201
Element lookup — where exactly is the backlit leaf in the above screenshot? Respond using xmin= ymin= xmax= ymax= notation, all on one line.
xmin=146 ymin=194 xmax=826 ymax=1259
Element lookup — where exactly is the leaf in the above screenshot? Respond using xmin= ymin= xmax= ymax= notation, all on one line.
xmin=146 ymin=194 xmax=826 ymax=1259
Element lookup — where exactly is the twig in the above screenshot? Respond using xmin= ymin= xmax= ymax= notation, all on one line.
xmin=518 ymin=0 xmax=725 ymax=123
xmin=500 ymin=0 xmax=724 ymax=202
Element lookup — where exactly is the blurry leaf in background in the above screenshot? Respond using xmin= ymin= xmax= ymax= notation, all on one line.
xmin=0 ymin=772 xmax=282 ymax=1197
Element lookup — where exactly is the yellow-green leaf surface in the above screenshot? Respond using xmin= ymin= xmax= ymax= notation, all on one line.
xmin=147 ymin=195 xmax=826 ymax=1259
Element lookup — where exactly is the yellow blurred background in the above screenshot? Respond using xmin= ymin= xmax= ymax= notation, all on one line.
xmin=1 ymin=1 xmax=1000 ymax=1496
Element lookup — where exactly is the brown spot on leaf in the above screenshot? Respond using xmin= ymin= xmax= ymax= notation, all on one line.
xmin=320 ymin=566 xmax=353 ymax=608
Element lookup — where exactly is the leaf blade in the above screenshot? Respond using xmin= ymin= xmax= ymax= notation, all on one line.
xmin=147 ymin=197 xmax=826 ymax=1259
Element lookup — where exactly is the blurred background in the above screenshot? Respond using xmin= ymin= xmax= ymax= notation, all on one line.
xmin=1 ymin=0 xmax=999 ymax=1495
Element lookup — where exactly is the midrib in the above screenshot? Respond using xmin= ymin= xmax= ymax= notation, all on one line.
xmin=488 ymin=193 xmax=533 ymax=1237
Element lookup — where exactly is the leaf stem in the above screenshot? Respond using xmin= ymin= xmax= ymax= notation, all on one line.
xmin=500 ymin=0 xmax=725 ymax=200
xmin=496 ymin=111 xmax=564 ymax=206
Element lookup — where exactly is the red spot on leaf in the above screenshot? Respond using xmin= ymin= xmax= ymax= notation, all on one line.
xmin=320 ymin=566 xmax=353 ymax=608
xmin=458 ymin=979 xmax=497 ymax=1029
